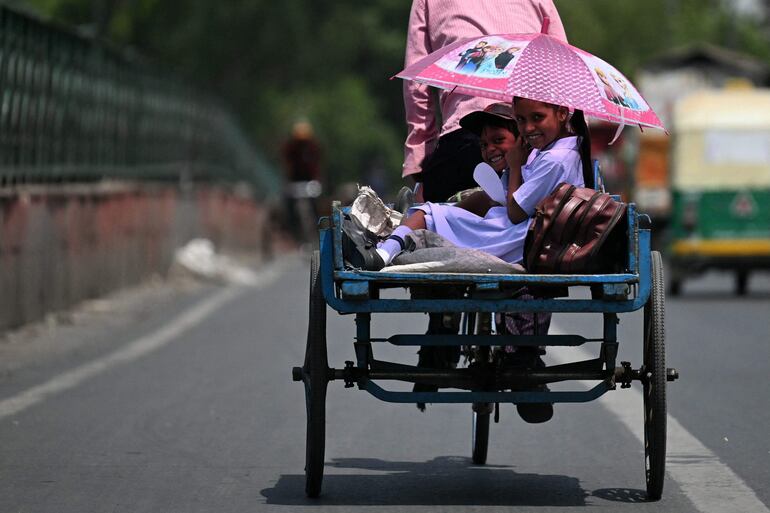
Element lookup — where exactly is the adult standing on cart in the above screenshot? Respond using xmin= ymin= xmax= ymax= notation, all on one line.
xmin=401 ymin=0 xmax=568 ymax=407
xmin=402 ymin=0 xmax=567 ymax=203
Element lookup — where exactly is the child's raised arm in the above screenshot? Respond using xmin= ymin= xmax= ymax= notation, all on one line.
xmin=505 ymin=135 xmax=529 ymax=224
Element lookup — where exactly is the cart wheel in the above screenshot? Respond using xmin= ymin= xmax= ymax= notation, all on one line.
xmin=668 ymin=264 xmax=682 ymax=297
xmin=668 ymin=279 xmax=681 ymax=297
xmin=736 ymin=270 xmax=749 ymax=296
xmin=643 ymin=251 xmax=667 ymax=501
xmin=303 ymin=250 xmax=328 ymax=498
xmin=472 ymin=407 xmax=491 ymax=465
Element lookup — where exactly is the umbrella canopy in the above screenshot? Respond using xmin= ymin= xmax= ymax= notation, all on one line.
xmin=396 ymin=28 xmax=665 ymax=132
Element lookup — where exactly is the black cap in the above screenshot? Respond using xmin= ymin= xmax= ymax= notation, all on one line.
xmin=459 ymin=102 xmax=516 ymax=136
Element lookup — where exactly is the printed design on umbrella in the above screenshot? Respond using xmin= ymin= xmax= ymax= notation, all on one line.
xmin=396 ymin=30 xmax=665 ymax=132
xmin=580 ymin=54 xmax=648 ymax=112
xmin=436 ymin=36 xmax=527 ymax=78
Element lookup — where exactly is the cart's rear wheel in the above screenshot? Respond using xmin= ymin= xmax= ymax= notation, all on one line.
xmin=472 ymin=407 xmax=491 ymax=464
xmin=303 ymin=251 xmax=328 ymax=498
xmin=643 ymin=251 xmax=666 ymax=501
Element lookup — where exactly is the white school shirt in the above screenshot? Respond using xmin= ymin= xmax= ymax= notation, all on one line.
xmin=414 ymin=136 xmax=584 ymax=263
xmin=510 ymin=136 xmax=584 ymax=215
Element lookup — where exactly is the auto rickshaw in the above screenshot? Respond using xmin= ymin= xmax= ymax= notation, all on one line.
xmin=667 ymin=88 xmax=770 ymax=295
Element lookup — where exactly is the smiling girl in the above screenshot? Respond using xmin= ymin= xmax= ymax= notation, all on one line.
xmin=345 ymin=99 xmax=592 ymax=271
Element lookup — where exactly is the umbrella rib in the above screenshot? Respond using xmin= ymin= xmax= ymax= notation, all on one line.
xmin=569 ymin=46 xmax=607 ymax=116
xmin=420 ymin=78 xmax=514 ymax=98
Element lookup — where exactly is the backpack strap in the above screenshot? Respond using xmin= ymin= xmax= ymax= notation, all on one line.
xmin=575 ymin=194 xmax=613 ymax=244
xmin=524 ymin=183 xmax=574 ymax=270
xmin=548 ymin=195 xmax=585 ymax=244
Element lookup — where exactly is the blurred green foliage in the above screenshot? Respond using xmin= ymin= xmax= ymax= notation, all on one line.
xmin=15 ymin=0 xmax=770 ymax=193
xmin=556 ymin=0 xmax=770 ymax=74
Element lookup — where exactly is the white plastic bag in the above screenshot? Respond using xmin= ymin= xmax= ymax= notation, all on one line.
xmin=349 ymin=185 xmax=402 ymax=238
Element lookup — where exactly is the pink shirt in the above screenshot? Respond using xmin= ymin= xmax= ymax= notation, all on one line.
xmin=402 ymin=0 xmax=567 ymax=178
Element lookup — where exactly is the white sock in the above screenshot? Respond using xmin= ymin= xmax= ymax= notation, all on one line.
xmin=377 ymin=225 xmax=413 ymax=265
xmin=375 ymin=248 xmax=391 ymax=264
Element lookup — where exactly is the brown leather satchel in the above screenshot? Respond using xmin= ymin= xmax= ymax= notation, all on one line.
xmin=524 ymin=183 xmax=627 ymax=274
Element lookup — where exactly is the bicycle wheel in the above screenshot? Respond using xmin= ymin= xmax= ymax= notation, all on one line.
xmin=468 ymin=313 xmax=491 ymax=465
xmin=643 ymin=251 xmax=666 ymax=500
xmin=472 ymin=407 xmax=491 ymax=464
xmin=303 ymin=251 xmax=328 ymax=498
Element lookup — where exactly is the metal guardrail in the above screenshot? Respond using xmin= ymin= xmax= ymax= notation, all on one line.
xmin=0 ymin=5 xmax=279 ymax=197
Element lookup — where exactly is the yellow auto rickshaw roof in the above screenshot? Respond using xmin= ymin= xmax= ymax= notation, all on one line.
xmin=675 ymin=88 xmax=770 ymax=130
xmin=672 ymin=88 xmax=770 ymax=189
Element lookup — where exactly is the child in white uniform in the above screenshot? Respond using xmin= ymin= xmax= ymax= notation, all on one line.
xmin=354 ymin=97 xmax=593 ymax=270
xmin=344 ymin=98 xmax=594 ymax=423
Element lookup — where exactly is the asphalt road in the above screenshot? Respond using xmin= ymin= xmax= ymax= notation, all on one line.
xmin=1 ymin=255 xmax=768 ymax=512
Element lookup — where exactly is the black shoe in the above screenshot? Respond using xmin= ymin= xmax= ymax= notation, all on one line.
xmin=395 ymin=186 xmax=415 ymax=215
xmin=516 ymin=386 xmax=554 ymax=424
xmin=502 ymin=350 xmax=554 ymax=424
xmin=341 ymin=215 xmax=385 ymax=271
xmin=413 ymin=344 xmax=460 ymax=411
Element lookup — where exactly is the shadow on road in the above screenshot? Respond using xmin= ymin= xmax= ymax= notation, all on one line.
xmin=669 ymin=291 xmax=770 ymax=301
xmin=592 ymin=488 xmax=648 ymax=503
xmin=261 ymin=455 xmax=589 ymax=506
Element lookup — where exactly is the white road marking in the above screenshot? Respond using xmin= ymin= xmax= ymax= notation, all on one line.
xmin=0 ymin=287 xmax=241 ymax=420
xmin=0 ymin=258 xmax=290 ymax=421
xmin=549 ymin=323 xmax=769 ymax=513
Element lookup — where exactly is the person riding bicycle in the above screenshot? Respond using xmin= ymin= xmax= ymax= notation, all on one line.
xmin=282 ymin=120 xmax=323 ymax=243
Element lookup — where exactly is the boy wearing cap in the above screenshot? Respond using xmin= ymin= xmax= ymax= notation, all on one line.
xmin=361 ymin=102 xmax=524 ymax=269
xmin=345 ymin=102 xmax=558 ymax=421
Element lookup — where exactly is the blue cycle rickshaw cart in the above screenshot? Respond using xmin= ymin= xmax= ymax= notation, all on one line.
xmin=292 ymin=177 xmax=678 ymax=501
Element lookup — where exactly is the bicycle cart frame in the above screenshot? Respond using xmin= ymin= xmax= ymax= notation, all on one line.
xmin=293 ymin=192 xmax=678 ymax=500
xmin=315 ymin=201 xmax=649 ymax=404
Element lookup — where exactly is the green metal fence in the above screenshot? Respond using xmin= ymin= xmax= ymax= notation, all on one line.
xmin=0 ymin=5 xmax=279 ymax=197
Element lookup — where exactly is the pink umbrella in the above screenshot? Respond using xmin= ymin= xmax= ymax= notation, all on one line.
xmin=396 ymin=19 xmax=665 ymax=133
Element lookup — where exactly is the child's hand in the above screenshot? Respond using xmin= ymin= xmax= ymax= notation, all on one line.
xmin=505 ymin=134 xmax=528 ymax=169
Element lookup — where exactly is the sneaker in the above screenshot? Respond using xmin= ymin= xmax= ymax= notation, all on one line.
xmin=341 ymin=215 xmax=385 ymax=271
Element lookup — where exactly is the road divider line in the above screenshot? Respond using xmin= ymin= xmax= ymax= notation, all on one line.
xmin=549 ymin=323 xmax=769 ymax=513
xmin=0 ymin=258 xmax=290 ymax=421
